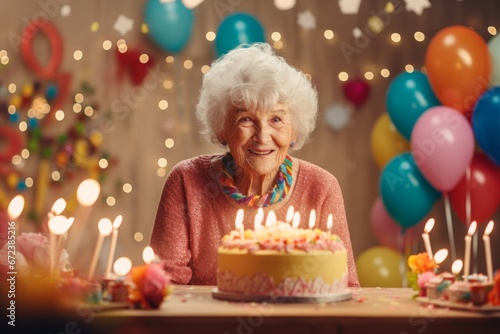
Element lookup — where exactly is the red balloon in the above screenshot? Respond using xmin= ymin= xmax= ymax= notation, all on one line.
xmin=370 ymin=197 xmax=424 ymax=252
xmin=343 ymin=78 xmax=370 ymax=107
xmin=449 ymin=152 xmax=500 ymax=225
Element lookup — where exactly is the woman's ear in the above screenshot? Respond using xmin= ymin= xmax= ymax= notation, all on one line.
xmin=217 ymin=134 xmax=227 ymax=146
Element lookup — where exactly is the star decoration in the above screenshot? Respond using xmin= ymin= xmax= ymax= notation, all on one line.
xmin=339 ymin=0 xmax=362 ymax=14
xmin=113 ymin=15 xmax=134 ymax=36
xmin=297 ymin=10 xmax=316 ymax=31
xmin=60 ymin=5 xmax=71 ymax=17
xmin=404 ymin=0 xmax=431 ymax=15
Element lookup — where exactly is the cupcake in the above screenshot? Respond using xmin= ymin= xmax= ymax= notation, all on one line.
xmin=470 ymin=282 xmax=494 ymax=306
xmin=447 ymin=281 xmax=471 ymax=304
xmin=425 ymin=276 xmax=451 ymax=300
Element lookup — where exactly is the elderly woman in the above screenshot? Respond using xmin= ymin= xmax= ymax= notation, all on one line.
xmin=150 ymin=43 xmax=359 ymax=287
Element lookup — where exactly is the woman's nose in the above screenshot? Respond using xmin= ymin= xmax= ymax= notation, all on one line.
xmin=253 ymin=122 xmax=271 ymax=143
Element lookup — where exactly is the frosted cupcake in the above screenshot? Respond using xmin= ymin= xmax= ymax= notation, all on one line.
xmin=425 ymin=276 xmax=450 ymax=300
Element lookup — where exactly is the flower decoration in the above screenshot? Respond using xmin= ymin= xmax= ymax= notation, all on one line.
xmin=407 ymin=252 xmax=438 ymax=293
xmin=129 ymin=262 xmax=172 ymax=309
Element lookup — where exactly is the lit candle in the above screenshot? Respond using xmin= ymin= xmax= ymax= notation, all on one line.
xmin=433 ymin=248 xmax=448 ymax=265
xmin=235 ymin=209 xmax=244 ymax=239
xmin=292 ymin=211 xmax=300 ymax=229
xmin=48 ymin=215 xmax=72 ymax=274
xmin=464 ymin=221 xmax=477 ymax=283
xmin=254 ymin=208 xmax=264 ymax=231
xmin=87 ymin=218 xmax=113 ymax=281
xmin=286 ymin=206 xmax=294 ymax=224
xmin=452 ymin=259 xmax=463 ymax=278
xmin=7 ymin=195 xmax=25 ymax=235
xmin=308 ymin=209 xmax=316 ymax=229
xmin=422 ymin=218 xmax=435 ymax=259
xmin=483 ymin=220 xmax=494 ymax=282
xmin=50 ymin=198 xmax=67 ymax=216
xmin=142 ymin=246 xmax=155 ymax=264
xmin=327 ymin=214 xmax=333 ymax=233
xmin=54 ymin=216 xmax=74 ymax=270
xmin=113 ymin=257 xmax=132 ymax=278
xmin=105 ymin=215 xmax=123 ymax=279
xmin=265 ymin=210 xmax=277 ymax=227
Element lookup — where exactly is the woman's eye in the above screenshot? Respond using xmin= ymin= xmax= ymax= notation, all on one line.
xmin=238 ymin=117 xmax=252 ymax=124
xmin=272 ymin=117 xmax=282 ymax=123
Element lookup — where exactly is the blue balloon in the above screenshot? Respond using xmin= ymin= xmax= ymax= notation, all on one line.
xmin=386 ymin=71 xmax=440 ymax=140
xmin=215 ymin=13 xmax=265 ymax=58
xmin=144 ymin=0 xmax=194 ymax=54
xmin=473 ymin=87 xmax=500 ymax=166
xmin=379 ymin=153 xmax=441 ymax=230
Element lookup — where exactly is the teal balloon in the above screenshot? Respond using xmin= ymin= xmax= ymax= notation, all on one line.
xmin=215 ymin=13 xmax=265 ymax=57
xmin=379 ymin=153 xmax=441 ymax=230
xmin=386 ymin=71 xmax=440 ymax=140
xmin=144 ymin=0 xmax=194 ymax=54
xmin=472 ymin=87 xmax=500 ymax=166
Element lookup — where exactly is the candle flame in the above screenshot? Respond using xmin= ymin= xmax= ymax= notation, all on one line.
xmin=254 ymin=208 xmax=263 ymax=230
xmin=433 ymin=248 xmax=448 ymax=264
xmin=292 ymin=211 xmax=300 ymax=229
xmin=235 ymin=208 xmax=244 ymax=229
xmin=142 ymin=246 xmax=155 ymax=264
xmin=265 ymin=210 xmax=277 ymax=227
xmin=484 ymin=220 xmax=494 ymax=236
xmin=452 ymin=259 xmax=463 ymax=275
xmin=113 ymin=215 xmax=123 ymax=229
xmin=7 ymin=195 xmax=25 ymax=220
xmin=48 ymin=215 xmax=72 ymax=235
xmin=98 ymin=218 xmax=113 ymax=236
xmin=424 ymin=218 xmax=435 ymax=233
xmin=327 ymin=214 xmax=333 ymax=230
xmin=113 ymin=257 xmax=132 ymax=276
xmin=308 ymin=209 xmax=316 ymax=229
xmin=467 ymin=221 xmax=477 ymax=236
xmin=77 ymin=179 xmax=100 ymax=207
xmin=51 ymin=198 xmax=67 ymax=215
xmin=286 ymin=206 xmax=294 ymax=223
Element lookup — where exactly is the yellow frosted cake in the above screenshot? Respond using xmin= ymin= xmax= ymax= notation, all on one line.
xmin=217 ymin=222 xmax=348 ymax=297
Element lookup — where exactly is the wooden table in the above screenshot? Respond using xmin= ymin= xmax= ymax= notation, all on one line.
xmin=87 ymin=286 xmax=500 ymax=334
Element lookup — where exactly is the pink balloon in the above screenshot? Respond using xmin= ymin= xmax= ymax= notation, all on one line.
xmin=370 ymin=197 xmax=424 ymax=252
xmin=411 ymin=106 xmax=475 ymax=192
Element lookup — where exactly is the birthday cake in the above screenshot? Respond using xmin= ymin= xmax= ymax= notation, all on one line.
xmin=216 ymin=222 xmax=348 ymax=298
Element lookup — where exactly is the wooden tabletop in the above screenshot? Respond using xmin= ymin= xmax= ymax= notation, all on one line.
xmin=91 ymin=286 xmax=500 ymax=334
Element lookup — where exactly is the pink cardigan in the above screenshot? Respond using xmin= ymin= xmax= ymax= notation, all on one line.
xmin=150 ymin=154 xmax=359 ymax=287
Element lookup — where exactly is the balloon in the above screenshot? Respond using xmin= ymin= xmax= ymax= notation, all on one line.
xmin=356 ymin=246 xmax=403 ymax=287
xmin=411 ymin=106 xmax=475 ymax=192
xmin=144 ymin=0 xmax=194 ymax=54
xmin=370 ymin=113 xmax=410 ymax=169
xmin=425 ymin=25 xmax=491 ymax=114
xmin=488 ymin=34 xmax=500 ymax=86
xmin=324 ymin=103 xmax=351 ymax=131
xmin=473 ymin=87 xmax=500 ymax=166
xmin=370 ymin=197 xmax=425 ymax=252
xmin=386 ymin=71 xmax=440 ymax=140
xmin=215 ymin=13 xmax=265 ymax=57
xmin=343 ymin=78 xmax=370 ymax=107
xmin=380 ymin=153 xmax=441 ymax=230
xmin=449 ymin=152 xmax=500 ymax=225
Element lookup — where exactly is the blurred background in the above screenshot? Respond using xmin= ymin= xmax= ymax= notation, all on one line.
xmin=0 ymin=0 xmax=499 ymax=287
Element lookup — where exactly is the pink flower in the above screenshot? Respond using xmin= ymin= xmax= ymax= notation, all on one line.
xmin=418 ymin=271 xmax=436 ymax=289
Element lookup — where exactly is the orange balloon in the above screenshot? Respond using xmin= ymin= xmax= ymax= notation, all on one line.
xmin=425 ymin=25 xmax=491 ymax=115
xmin=370 ymin=113 xmax=410 ymax=169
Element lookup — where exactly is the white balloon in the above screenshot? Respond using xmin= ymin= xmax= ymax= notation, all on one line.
xmin=324 ymin=103 xmax=352 ymax=131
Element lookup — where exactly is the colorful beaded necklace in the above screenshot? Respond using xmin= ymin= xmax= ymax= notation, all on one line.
xmin=220 ymin=153 xmax=293 ymax=208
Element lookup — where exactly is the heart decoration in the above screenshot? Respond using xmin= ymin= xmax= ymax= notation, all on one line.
xmin=342 ymin=78 xmax=371 ymax=108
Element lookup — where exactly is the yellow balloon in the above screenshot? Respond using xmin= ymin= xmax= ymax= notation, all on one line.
xmin=356 ymin=246 xmax=403 ymax=287
xmin=370 ymin=113 xmax=410 ymax=169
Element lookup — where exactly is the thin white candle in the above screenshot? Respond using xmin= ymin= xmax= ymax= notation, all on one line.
xmin=54 ymin=217 xmax=74 ymax=270
xmin=327 ymin=214 xmax=333 ymax=233
xmin=235 ymin=209 xmax=244 ymax=239
xmin=452 ymin=259 xmax=463 ymax=276
xmin=308 ymin=209 xmax=316 ymax=229
xmin=87 ymin=218 xmax=112 ymax=281
xmin=286 ymin=206 xmax=294 ymax=224
xmin=254 ymin=208 xmax=264 ymax=231
xmin=292 ymin=211 xmax=300 ymax=229
xmin=483 ymin=220 xmax=494 ymax=282
xmin=265 ymin=210 xmax=277 ymax=227
xmin=105 ymin=215 xmax=123 ymax=278
xmin=422 ymin=218 xmax=435 ymax=259
xmin=464 ymin=221 xmax=477 ymax=283
xmin=48 ymin=215 xmax=71 ymax=274
xmin=8 ymin=195 xmax=24 ymax=235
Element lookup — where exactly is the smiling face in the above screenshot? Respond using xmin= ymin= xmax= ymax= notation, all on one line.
xmin=221 ymin=103 xmax=295 ymax=178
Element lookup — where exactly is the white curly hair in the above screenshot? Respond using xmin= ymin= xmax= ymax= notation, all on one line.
xmin=195 ymin=43 xmax=318 ymax=151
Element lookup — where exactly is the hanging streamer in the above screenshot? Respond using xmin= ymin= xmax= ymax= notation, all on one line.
xmin=443 ymin=193 xmax=457 ymax=262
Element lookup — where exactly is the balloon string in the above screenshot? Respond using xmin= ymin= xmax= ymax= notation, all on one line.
xmin=397 ymin=232 xmax=407 ymax=288
xmin=443 ymin=193 xmax=457 ymax=262
xmin=465 ymin=166 xmax=477 ymax=273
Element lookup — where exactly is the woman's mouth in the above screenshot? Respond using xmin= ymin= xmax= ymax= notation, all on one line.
xmin=248 ymin=149 xmax=273 ymax=155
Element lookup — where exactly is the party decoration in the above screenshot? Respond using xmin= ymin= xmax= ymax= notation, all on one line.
xmin=370 ymin=197 xmax=424 ymax=252
xmin=113 ymin=14 xmax=134 ymax=36
xmin=449 ymin=152 xmax=500 ymax=225
xmin=274 ymin=0 xmax=296 ymax=10
xmin=473 ymin=87 xmax=500 ymax=165
xmin=425 ymin=25 xmax=491 ymax=114
xmin=115 ymin=47 xmax=155 ymax=86
xmin=386 ymin=71 xmax=439 ymax=139
xmin=356 ymin=246 xmax=403 ymax=287
xmin=0 ymin=126 xmax=24 ymax=163
xmin=297 ymin=10 xmax=316 ymax=31
xmin=380 ymin=153 xmax=440 ymax=230
xmin=404 ymin=0 xmax=431 ymax=15
xmin=324 ymin=103 xmax=351 ymax=131
xmin=411 ymin=106 xmax=475 ymax=192
xmin=339 ymin=0 xmax=362 ymax=14
xmin=488 ymin=34 xmax=500 ymax=86
xmin=144 ymin=0 xmax=194 ymax=54
xmin=370 ymin=113 xmax=410 ymax=169
xmin=342 ymin=78 xmax=370 ymax=107
xmin=182 ymin=0 xmax=205 ymax=9
xmin=215 ymin=13 xmax=265 ymax=58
